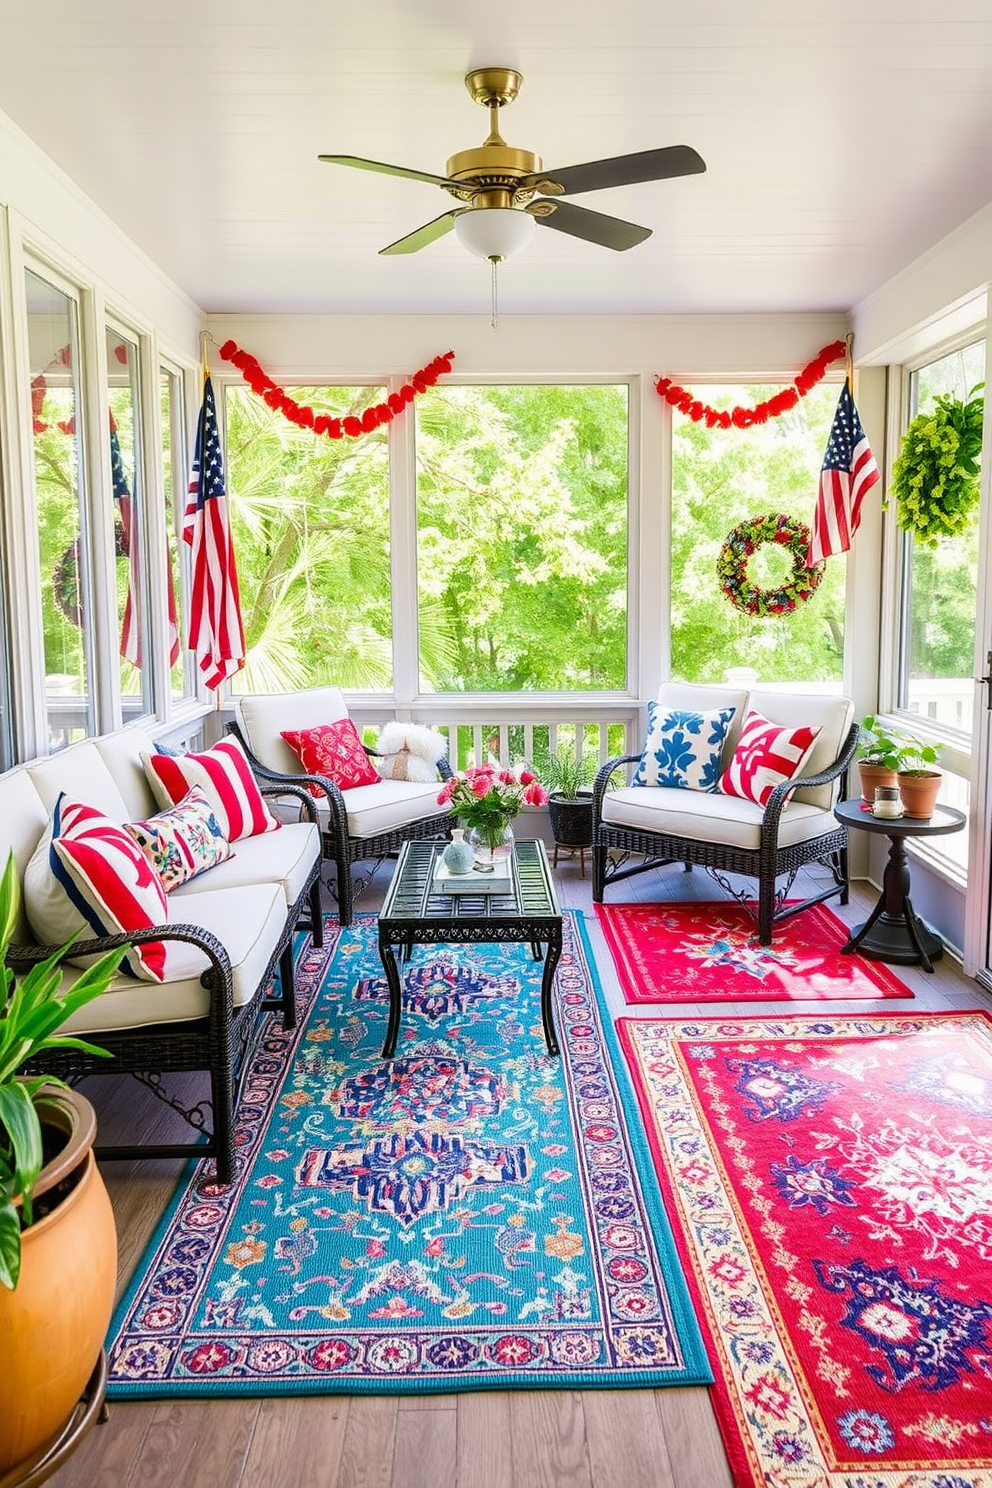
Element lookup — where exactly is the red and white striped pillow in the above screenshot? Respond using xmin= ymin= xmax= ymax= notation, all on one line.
xmin=719 ymin=710 xmax=821 ymax=808
xmin=141 ymin=736 xmax=280 ymax=842
xmin=24 ymin=794 xmax=168 ymax=982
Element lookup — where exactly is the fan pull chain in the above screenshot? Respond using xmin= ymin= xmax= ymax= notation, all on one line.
xmin=490 ymin=256 xmax=499 ymax=331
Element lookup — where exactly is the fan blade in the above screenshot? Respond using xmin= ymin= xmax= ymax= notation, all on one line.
xmin=380 ymin=212 xmax=459 ymax=256
xmin=534 ymin=200 xmax=650 ymax=252
xmin=524 ymin=145 xmax=705 ymax=197
xmin=318 ymin=154 xmax=461 ymax=190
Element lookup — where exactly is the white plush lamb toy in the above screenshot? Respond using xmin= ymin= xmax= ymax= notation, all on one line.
xmin=375 ymin=722 xmax=447 ymax=783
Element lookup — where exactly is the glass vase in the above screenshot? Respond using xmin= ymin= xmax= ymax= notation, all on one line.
xmin=468 ymin=823 xmax=514 ymax=873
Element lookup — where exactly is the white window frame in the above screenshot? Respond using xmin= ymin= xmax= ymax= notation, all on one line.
xmin=877 ymin=321 xmax=987 ymax=888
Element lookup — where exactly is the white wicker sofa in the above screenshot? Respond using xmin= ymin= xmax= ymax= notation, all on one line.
xmin=1 ymin=722 xmax=322 ymax=1183
xmin=592 ymin=682 xmax=859 ymax=944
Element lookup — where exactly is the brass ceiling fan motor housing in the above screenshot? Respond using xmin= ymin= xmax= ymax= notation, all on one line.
xmin=446 ymin=69 xmax=556 ymax=210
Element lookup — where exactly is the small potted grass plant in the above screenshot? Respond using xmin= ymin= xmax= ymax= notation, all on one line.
xmin=542 ymin=745 xmax=599 ymax=861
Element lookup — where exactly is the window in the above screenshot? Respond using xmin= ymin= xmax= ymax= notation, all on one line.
xmin=160 ymin=364 xmax=191 ymax=701
xmin=892 ymin=337 xmax=985 ymax=880
xmin=107 ymin=326 xmax=150 ymax=718
xmin=898 ymin=340 xmax=985 ymax=739
xmin=415 ymin=384 xmax=629 ymax=693
xmin=225 ymin=384 xmax=392 ymax=694
xmin=26 ymin=268 xmax=93 ymax=747
xmin=670 ymin=382 xmax=844 ymax=688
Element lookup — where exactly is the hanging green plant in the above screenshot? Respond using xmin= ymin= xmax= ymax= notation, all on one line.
xmin=889 ymin=385 xmax=984 ymax=547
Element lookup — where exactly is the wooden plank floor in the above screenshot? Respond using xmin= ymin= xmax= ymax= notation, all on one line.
xmin=49 ymin=854 xmax=989 ymax=1488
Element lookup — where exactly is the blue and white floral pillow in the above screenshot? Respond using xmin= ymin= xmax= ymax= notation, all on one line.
xmin=632 ymin=704 xmax=737 ymax=791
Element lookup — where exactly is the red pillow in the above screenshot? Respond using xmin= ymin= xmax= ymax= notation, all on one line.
xmin=141 ymin=736 xmax=281 ymax=842
xmin=719 ymin=710 xmax=821 ymax=807
xmin=281 ymin=720 xmax=380 ymax=794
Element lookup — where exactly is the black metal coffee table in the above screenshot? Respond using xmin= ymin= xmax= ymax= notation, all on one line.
xmin=377 ymin=838 xmax=562 ymax=1059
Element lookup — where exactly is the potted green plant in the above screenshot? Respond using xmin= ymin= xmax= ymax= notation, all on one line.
xmin=856 ymin=715 xmax=905 ymax=802
xmin=895 ymin=735 xmax=942 ymax=819
xmin=0 ymin=851 xmax=123 ymax=1476
xmin=541 ymin=745 xmax=599 ymax=868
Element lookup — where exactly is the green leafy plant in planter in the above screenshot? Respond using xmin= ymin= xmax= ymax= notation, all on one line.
xmin=894 ymin=735 xmax=943 ymax=819
xmin=889 ymin=385 xmax=984 ymax=548
xmin=895 ymin=735 xmax=942 ymax=777
xmin=857 ymin=715 xmax=907 ymax=771
xmin=0 ymin=852 xmax=121 ymax=1290
xmin=540 ymin=746 xmax=599 ymax=858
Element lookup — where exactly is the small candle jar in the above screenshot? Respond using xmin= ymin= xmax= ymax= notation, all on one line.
xmin=872 ymin=785 xmax=903 ymax=819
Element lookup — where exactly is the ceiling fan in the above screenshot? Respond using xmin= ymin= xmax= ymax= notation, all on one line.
xmin=318 ymin=67 xmax=706 ymax=262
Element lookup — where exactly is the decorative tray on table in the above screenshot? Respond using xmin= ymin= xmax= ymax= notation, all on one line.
xmin=431 ymin=857 xmax=514 ymax=894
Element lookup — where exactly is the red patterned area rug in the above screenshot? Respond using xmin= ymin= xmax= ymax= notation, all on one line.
xmin=596 ymin=900 xmax=914 ymax=1005
xmin=617 ymin=1010 xmax=992 ymax=1488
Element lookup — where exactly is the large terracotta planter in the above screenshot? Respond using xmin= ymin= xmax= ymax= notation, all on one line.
xmin=857 ymin=760 xmax=898 ymax=804
xmin=0 ymin=1087 xmax=116 ymax=1477
xmin=897 ymin=770 xmax=943 ymax=820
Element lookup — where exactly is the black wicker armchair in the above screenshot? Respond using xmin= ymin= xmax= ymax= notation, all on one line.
xmin=592 ymin=685 xmax=859 ymax=945
xmin=230 ymin=688 xmax=453 ymax=926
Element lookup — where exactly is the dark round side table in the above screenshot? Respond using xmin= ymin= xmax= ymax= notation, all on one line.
xmin=833 ymin=797 xmax=966 ymax=973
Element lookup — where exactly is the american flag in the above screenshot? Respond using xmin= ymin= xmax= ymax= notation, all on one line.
xmin=807 ymin=383 xmax=880 ymax=565
xmin=111 ymin=418 xmax=181 ymax=668
xmin=110 ymin=417 xmax=142 ymax=667
xmin=183 ymin=374 xmax=245 ymax=689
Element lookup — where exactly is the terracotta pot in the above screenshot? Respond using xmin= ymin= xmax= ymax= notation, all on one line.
xmin=897 ymin=770 xmax=942 ymax=820
xmin=0 ymin=1087 xmax=116 ymax=1477
xmin=857 ymin=760 xmax=898 ymax=804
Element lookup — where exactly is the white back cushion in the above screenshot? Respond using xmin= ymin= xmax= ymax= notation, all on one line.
xmin=26 ymin=741 xmax=130 ymax=822
xmin=95 ymin=723 xmax=161 ymax=819
xmin=747 ymin=692 xmax=854 ymax=809
xmin=236 ymin=688 xmax=348 ymax=775
xmin=0 ymin=769 xmax=50 ymax=940
xmin=655 ymin=683 xmax=751 ymax=766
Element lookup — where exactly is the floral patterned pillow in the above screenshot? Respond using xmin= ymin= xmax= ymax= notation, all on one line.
xmin=632 ymin=704 xmax=737 ymax=791
xmin=125 ymin=785 xmax=233 ymax=892
xmin=281 ymin=719 xmax=381 ymax=795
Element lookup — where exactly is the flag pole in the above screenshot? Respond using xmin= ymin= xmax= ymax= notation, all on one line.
xmin=844 ymin=333 xmax=854 ymax=395
xmin=200 ymin=333 xmax=219 ymax=712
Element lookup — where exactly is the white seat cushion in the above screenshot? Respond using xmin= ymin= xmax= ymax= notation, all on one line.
xmin=169 ymin=821 xmax=320 ymax=907
xmin=331 ymin=779 xmax=450 ymax=839
xmin=59 ymin=881 xmax=287 ymax=1034
xmin=602 ymin=785 xmax=835 ymax=851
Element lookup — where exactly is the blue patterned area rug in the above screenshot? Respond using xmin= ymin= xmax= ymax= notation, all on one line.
xmin=105 ymin=912 xmax=710 ymax=1397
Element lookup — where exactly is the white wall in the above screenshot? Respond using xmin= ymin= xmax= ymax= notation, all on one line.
xmin=0 ymin=111 xmax=202 ymax=357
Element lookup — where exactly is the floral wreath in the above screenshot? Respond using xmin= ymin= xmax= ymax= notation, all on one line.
xmin=717 ymin=513 xmax=825 ymax=617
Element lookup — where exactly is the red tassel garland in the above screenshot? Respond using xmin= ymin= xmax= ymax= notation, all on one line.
xmin=216 ymin=340 xmax=455 ymax=442
xmin=654 ymin=340 xmax=845 ymax=428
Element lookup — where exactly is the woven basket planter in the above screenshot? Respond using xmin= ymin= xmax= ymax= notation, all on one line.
xmin=547 ymin=791 xmax=594 ymax=850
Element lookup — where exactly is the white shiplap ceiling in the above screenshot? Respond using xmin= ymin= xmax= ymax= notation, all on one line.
xmin=1 ymin=0 xmax=991 ymax=317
